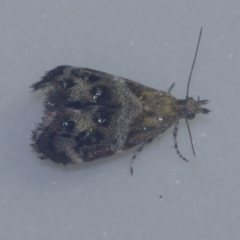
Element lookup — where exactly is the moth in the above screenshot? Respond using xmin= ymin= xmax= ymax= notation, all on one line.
xmin=31 ymin=28 xmax=210 ymax=173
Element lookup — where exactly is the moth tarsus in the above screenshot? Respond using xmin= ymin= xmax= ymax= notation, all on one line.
xmin=173 ymin=121 xmax=188 ymax=162
xmin=31 ymin=28 xmax=210 ymax=173
xmin=130 ymin=140 xmax=150 ymax=175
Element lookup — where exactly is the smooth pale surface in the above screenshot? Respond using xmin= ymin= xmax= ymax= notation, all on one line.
xmin=0 ymin=1 xmax=239 ymax=240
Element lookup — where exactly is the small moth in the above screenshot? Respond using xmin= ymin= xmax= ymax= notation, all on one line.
xmin=31 ymin=28 xmax=210 ymax=173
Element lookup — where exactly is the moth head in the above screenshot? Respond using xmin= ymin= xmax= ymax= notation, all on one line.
xmin=176 ymin=96 xmax=210 ymax=120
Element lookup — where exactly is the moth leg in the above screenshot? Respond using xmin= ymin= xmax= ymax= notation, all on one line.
xmin=130 ymin=138 xmax=154 ymax=175
xmin=173 ymin=121 xmax=188 ymax=162
xmin=168 ymin=83 xmax=175 ymax=93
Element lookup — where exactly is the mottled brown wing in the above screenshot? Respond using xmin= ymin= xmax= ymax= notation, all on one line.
xmin=32 ymin=66 xmax=160 ymax=164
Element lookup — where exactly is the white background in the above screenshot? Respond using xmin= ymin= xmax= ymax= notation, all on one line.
xmin=0 ymin=1 xmax=239 ymax=240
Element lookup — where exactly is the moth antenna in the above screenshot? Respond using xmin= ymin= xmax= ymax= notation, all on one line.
xmin=186 ymin=27 xmax=202 ymax=98
xmin=185 ymin=119 xmax=196 ymax=156
xmin=168 ymin=83 xmax=175 ymax=93
xmin=173 ymin=121 xmax=188 ymax=162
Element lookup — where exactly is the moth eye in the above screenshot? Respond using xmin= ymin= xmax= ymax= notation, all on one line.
xmin=59 ymin=120 xmax=75 ymax=137
xmin=75 ymin=130 xmax=103 ymax=147
xmin=90 ymin=85 xmax=110 ymax=103
xmin=186 ymin=111 xmax=195 ymax=120
xmin=93 ymin=108 xmax=114 ymax=127
xmin=58 ymin=78 xmax=75 ymax=89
